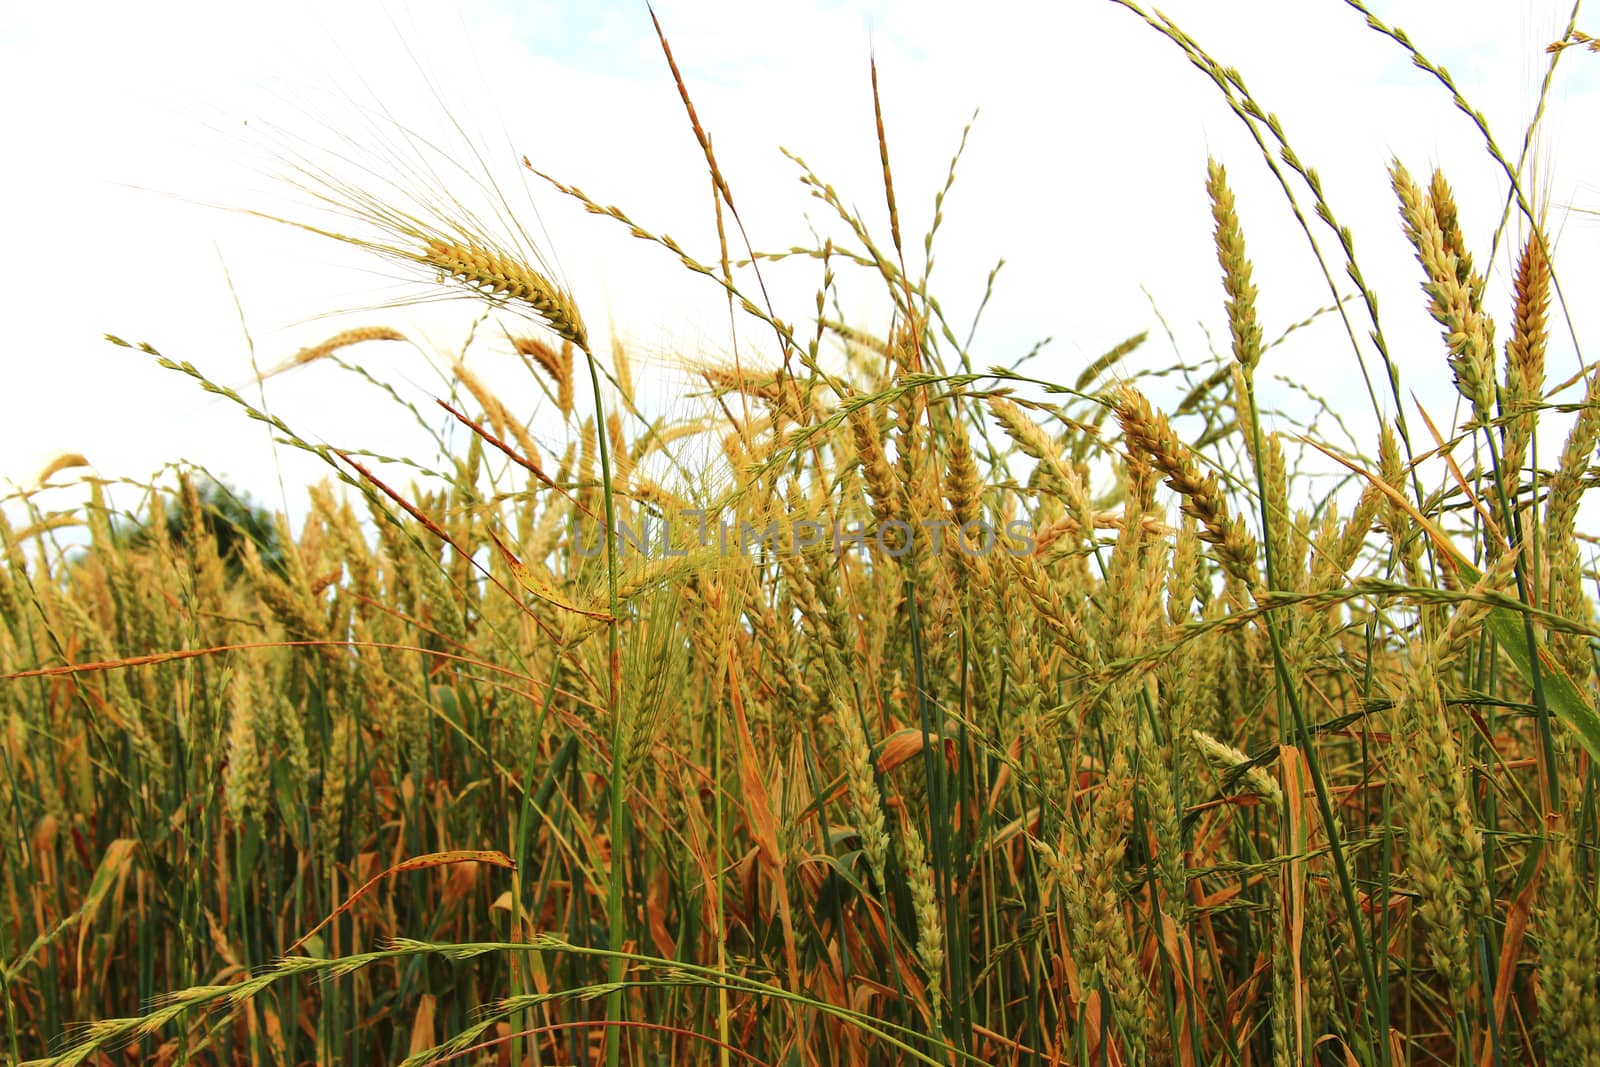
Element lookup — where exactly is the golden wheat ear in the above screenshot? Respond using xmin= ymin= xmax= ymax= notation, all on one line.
xmin=422 ymin=240 xmax=587 ymax=350
xmin=35 ymin=453 xmax=93 ymax=486
xmin=246 ymin=326 xmax=408 ymax=388
xmin=513 ymin=334 xmax=576 ymax=420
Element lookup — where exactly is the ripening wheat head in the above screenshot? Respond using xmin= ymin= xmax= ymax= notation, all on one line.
xmin=248 ymin=118 xmax=588 ymax=350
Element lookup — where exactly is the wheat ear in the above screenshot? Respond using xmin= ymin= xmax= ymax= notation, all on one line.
xmin=425 ymin=240 xmax=587 ymax=350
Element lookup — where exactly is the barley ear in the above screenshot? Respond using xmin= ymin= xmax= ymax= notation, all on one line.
xmin=612 ymin=336 xmax=636 ymax=407
xmin=898 ymin=814 xmax=945 ymax=1035
xmin=1391 ymin=162 xmax=1496 ymax=423
xmin=1501 ymin=229 xmax=1549 ymax=487
xmin=261 ymin=327 xmax=406 ymax=382
xmin=1544 ymin=365 xmax=1600 ymax=681
xmin=1113 ymin=383 xmax=1258 ymax=588
xmin=425 ymin=239 xmax=587 ymax=350
xmin=1207 ymin=158 xmax=1262 ymax=373
xmin=514 ymin=335 xmax=576 ymax=421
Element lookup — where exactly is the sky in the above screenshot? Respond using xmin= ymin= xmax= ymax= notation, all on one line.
xmin=1 ymin=0 xmax=1596 ymax=524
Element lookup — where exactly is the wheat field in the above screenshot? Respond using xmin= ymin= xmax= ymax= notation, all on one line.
xmin=2 ymin=8 xmax=1599 ymax=1066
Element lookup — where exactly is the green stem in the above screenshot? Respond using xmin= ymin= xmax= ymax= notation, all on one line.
xmin=1243 ymin=374 xmax=1387 ymax=1063
xmin=578 ymin=340 xmax=626 ymax=1067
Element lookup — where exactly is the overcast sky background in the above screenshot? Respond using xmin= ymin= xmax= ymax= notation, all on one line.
xmin=1 ymin=0 xmax=1596 ymax=524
